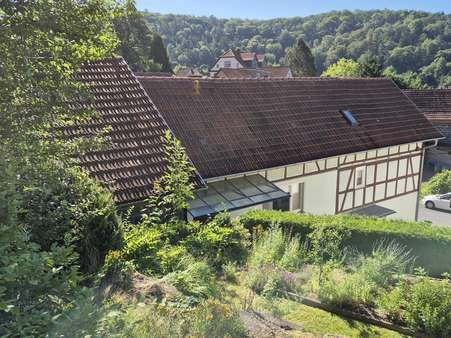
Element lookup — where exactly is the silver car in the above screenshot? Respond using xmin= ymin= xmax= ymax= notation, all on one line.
xmin=423 ymin=193 xmax=451 ymax=211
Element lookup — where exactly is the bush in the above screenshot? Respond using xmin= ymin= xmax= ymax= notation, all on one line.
xmin=222 ymin=262 xmax=238 ymax=283
xmin=164 ymin=257 xmax=217 ymax=304
xmin=241 ymin=210 xmax=451 ymax=276
xmin=0 ymin=222 xmax=83 ymax=337
xmin=380 ymin=276 xmax=451 ymax=337
xmin=421 ymin=170 xmax=451 ymax=197
xmin=19 ymin=167 xmax=122 ymax=273
xmin=183 ymin=212 xmax=249 ymax=270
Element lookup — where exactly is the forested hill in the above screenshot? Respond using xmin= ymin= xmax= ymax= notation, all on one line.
xmin=143 ymin=10 xmax=450 ymax=88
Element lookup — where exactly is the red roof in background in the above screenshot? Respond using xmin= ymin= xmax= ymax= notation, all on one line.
xmin=404 ymin=89 xmax=451 ymax=122
xmin=65 ymin=58 xmax=203 ymax=204
xmin=138 ymin=77 xmax=442 ymax=179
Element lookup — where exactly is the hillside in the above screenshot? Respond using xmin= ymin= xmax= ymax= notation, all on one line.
xmin=143 ymin=10 xmax=450 ymax=88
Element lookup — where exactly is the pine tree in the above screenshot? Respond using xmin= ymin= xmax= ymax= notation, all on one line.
xmin=151 ymin=33 xmax=173 ymax=73
xmin=286 ymin=38 xmax=316 ymax=77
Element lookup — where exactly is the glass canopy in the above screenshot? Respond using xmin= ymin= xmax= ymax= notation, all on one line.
xmin=188 ymin=174 xmax=290 ymax=219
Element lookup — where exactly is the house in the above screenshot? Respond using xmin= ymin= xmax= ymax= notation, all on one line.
xmin=214 ymin=67 xmax=293 ymax=79
xmin=175 ymin=67 xmax=206 ymax=78
xmin=70 ymin=58 xmax=441 ymax=222
xmin=404 ymin=89 xmax=451 ymax=176
xmin=137 ymin=76 xmax=442 ymax=221
xmin=210 ymin=48 xmax=265 ymax=75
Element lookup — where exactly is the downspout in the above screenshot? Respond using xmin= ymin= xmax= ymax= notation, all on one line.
xmin=415 ymin=139 xmax=440 ymax=221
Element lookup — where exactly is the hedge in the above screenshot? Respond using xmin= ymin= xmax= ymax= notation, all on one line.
xmin=240 ymin=210 xmax=451 ymax=276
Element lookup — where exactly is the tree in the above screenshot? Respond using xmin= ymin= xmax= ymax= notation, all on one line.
xmin=142 ymin=131 xmax=195 ymax=225
xmin=358 ymin=54 xmax=383 ymax=77
xmin=151 ymin=33 xmax=173 ymax=73
xmin=421 ymin=170 xmax=451 ymax=198
xmin=321 ymin=58 xmax=361 ymax=77
xmin=114 ymin=0 xmax=166 ymax=72
xmin=286 ymin=38 xmax=316 ymax=76
xmin=0 ymin=1 xmax=120 ymax=334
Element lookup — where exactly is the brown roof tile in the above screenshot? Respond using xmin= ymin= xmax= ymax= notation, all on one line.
xmin=215 ymin=67 xmax=292 ymax=79
xmin=403 ymin=89 xmax=451 ymax=122
xmin=65 ymin=58 xmax=203 ymax=204
xmin=138 ymin=77 xmax=442 ymax=179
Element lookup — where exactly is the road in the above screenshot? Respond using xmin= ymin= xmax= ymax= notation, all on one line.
xmin=417 ymin=204 xmax=451 ymax=227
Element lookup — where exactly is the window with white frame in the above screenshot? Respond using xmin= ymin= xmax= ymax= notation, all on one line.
xmin=355 ymin=167 xmax=365 ymax=188
xmin=224 ymin=60 xmax=231 ymax=68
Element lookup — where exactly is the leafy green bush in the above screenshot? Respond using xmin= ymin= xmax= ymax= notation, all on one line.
xmin=222 ymin=262 xmax=238 ymax=283
xmin=380 ymin=275 xmax=451 ymax=337
xmin=421 ymin=170 xmax=451 ymax=197
xmin=19 ymin=167 xmax=123 ymax=273
xmin=0 ymin=222 xmax=83 ymax=337
xmin=241 ymin=210 xmax=451 ymax=276
xmin=183 ymin=212 xmax=249 ymax=270
xmin=164 ymin=257 xmax=217 ymax=304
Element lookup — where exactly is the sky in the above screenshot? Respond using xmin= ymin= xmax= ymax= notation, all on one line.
xmin=136 ymin=0 xmax=450 ymax=19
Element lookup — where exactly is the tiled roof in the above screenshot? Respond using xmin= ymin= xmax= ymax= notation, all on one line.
xmin=404 ymin=89 xmax=451 ymax=144
xmin=214 ymin=67 xmax=291 ymax=79
xmin=138 ymin=77 xmax=442 ymax=179
xmin=64 ymin=58 xmax=202 ymax=204
xmin=403 ymin=89 xmax=451 ymax=122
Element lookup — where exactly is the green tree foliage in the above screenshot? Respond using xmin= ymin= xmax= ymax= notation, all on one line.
xmin=286 ymin=38 xmax=316 ymax=76
xmin=150 ymin=33 xmax=172 ymax=73
xmin=19 ymin=167 xmax=123 ymax=273
xmin=0 ymin=222 xmax=83 ymax=337
xmin=142 ymin=131 xmax=195 ymax=225
xmin=358 ymin=54 xmax=383 ymax=77
xmin=321 ymin=58 xmax=361 ymax=77
xmin=114 ymin=0 xmax=171 ymax=72
xmin=143 ymin=10 xmax=450 ymax=87
xmin=421 ymin=170 xmax=451 ymax=197
xmin=0 ymin=1 xmax=121 ymax=334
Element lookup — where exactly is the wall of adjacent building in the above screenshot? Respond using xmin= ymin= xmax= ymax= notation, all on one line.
xmin=207 ymin=141 xmax=426 ymax=222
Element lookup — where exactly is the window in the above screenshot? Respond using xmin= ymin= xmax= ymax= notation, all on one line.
xmin=340 ymin=110 xmax=359 ymax=126
xmin=355 ymin=168 xmax=365 ymax=188
xmin=224 ymin=60 xmax=231 ymax=68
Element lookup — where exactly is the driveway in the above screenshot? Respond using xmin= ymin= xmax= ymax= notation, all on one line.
xmin=417 ymin=204 xmax=451 ymax=227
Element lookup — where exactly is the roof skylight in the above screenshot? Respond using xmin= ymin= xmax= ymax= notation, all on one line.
xmin=340 ymin=110 xmax=359 ymax=126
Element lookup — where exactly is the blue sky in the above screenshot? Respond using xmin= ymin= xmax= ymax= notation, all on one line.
xmin=136 ymin=0 xmax=450 ymax=19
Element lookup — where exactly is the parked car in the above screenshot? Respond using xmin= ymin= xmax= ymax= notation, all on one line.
xmin=423 ymin=193 xmax=451 ymax=211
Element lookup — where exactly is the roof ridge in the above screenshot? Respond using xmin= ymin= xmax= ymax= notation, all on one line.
xmin=138 ymin=76 xmax=392 ymax=82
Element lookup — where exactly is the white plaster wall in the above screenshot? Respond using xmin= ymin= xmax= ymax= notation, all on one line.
xmin=211 ymin=57 xmax=243 ymax=70
xmin=274 ymin=170 xmax=337 ymax=215
xmin=377 ymin=191 xmax=419 ymax=221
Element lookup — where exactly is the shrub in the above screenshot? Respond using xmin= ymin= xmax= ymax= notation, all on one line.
xmin=380 ymin=276 xmax=451 ymax=337
xmin=241 ymin=210 xmax=451 ymax=276
xmin=421 ymin=170 xmax=451 ymax=197
xmin=19 ymin=167 xmax=123 ymax=273
xmin=183 ymin=212 xmax=249 ymax=270
xmin=0 ymin=222 xmax=83 ymax=337
xmin=164 ymin=257 xmax=217 ymax=304
xmin=222 ymin=262 xmax=238 ymax=283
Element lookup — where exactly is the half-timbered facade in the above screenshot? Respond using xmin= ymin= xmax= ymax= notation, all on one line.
xmin=137 ymin=76 xmax=442 ymax=222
